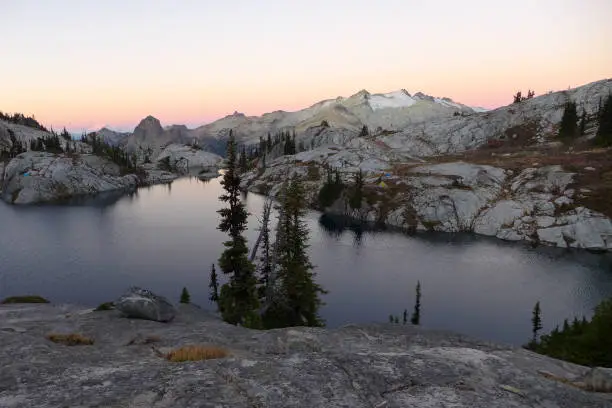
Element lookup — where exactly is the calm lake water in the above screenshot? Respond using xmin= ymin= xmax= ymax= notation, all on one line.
xmin=1 ymin=175 xmax=611 ymax=345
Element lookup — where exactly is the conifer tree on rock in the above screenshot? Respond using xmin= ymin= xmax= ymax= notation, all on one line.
xmin=217 ymin=132 xmax=260 ymax=327
xmin=531 ymin=301 xmax=543 ymax=344
xmin=264 ymin=177 xmax=327 ymax=328
xmin=359 ymin=125 xmax=369 ymax=137
xmin=209 ymin=264 xmax=219 ymax=304
xmin=180 ymin=287 xmax=191 ymax=304
xmin=558 ymin=100 xmax=579 ymax=141
xmin=252 ymin=198 xmax=273 ymax=304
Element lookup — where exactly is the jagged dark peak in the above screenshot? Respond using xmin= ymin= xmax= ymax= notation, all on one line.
xmin=134 ymin=115 xmax=163 ymax=134
xmin=400 ymin=89 xmax=411 ymax=97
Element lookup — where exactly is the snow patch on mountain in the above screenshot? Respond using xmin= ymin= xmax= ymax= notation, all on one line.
xmin=369 ymin=90 xmax=417 ymax=110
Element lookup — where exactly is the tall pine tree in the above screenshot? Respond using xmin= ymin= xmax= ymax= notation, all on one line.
xmin=217 ymin=132 xmax=260 ymax=327
xmin=256 ymin=199 xmax=273 ymax=304
xmin=264 ymin=177 xmax=327 ymax=328
xmin=531 ymin=301 xmax=543 ymax=344
xmin=209 ymin=264 xmax=219 ymax=304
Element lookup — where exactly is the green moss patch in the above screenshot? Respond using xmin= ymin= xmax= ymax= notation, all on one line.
xmin=1 ymin=295 xmax=50 ymax=304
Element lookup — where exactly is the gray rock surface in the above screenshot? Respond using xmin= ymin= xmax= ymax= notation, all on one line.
xmin=243 ymin=158 xmax=612 ymax=251
xmin=585 ymin=368 xmax=612 ymax=393
xmin=155 ymin=144 xmax=223 ymax=172
xmin=0 ymin=302 xmax=610 ymax=407
xmin=1 ymin=152 xmax=138 ymax=204
xmin=114 ymin=287 xmax=177 ymax=322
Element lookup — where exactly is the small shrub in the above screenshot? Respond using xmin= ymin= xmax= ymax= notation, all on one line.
xmin=306 ymin=164 xmax=320 ymax=181
xmin=46 ymin=333 xmax=94 ymax=346
xmin=165 ymin=345 xmax=229 ymax=362
xmin=94 ymin=302 xmax=114 ymax=311
xmin=1 ymin=295 xmax=49 ymax=304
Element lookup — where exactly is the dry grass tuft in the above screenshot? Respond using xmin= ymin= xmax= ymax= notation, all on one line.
xmin=165 ymin=345 xmax=229 ymax=362
xmin=46 ymin=333 xmax=94 ymax=346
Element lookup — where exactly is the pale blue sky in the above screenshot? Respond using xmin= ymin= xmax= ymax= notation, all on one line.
xmin=2 ymin=0 xmax=611 ymax=131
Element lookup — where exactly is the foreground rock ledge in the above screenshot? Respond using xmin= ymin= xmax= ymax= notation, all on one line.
xmin=0 ymin=304 xmax=610 ymax=407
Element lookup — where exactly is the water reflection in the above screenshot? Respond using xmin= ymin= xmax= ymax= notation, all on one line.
xmin=318 ymin=213 xmax=368 ymax=246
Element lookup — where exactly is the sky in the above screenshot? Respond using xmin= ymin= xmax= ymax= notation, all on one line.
xmin=2 ymin=0 xmax=611 ymax=132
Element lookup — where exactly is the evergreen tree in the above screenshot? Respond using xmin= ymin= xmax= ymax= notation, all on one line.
xmin=239 ymin=145 xmax=249 ymax=173
xmin=558 ymin=101 xmax=579 ymax=141
xmin=513 ymin=91 xmax=522 ymax=104
xmin=180 ymin=287 xmax=191 ymax=304
xmin=209 ymin=264 xmax=219 ymax=304
xmin=388 ymin=314 xmax=394 ymax=323
xmin=266 ymin=133 xmax=272 ymax=152
xmin=403 ymin=309 xmax=407 ymax=325
xmin=562 ymin=318 xmax=570 ymax=332
xmin=394 ymin=316 xmax=399 ymax=324
xmin=531 ymin=301 xmax=543 ymax=343
xmin=263 ymin=177 xmax=327 ymax=328
xmin=349 ymin=170 xmax=364 ymax=210
xmin=579 ymin=109 xmax=587 ymax=135
xmin=410 ymin=281 xmax=421 ymax=325
xmin=216 ymin=133 xmax=260 ymax=327
xmin=317 ymin=167 xmax=344 ymax=208
xmin=529 ymin=298 xmax=612 ymax=367
xmin=359 ymin=125 xmax=369 ymax=137
xmin=594 ymin=94 xmax=612 ymax=147
xmin=256 ymin=199 xmax=273 ymax=303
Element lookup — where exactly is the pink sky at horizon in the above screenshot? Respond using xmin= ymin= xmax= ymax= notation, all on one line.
xmin=2 ymin=0 xmax=611 ymax=133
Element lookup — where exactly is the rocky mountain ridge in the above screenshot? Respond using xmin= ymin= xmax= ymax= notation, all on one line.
xmin=97 ymin=88 xmax=483 ymax=155
xmin=95 ymin=79 xmax=611 ymax=165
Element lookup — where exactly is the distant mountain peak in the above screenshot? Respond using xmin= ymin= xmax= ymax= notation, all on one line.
xmin=135 ymin=115 xmax=163 ymax=135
